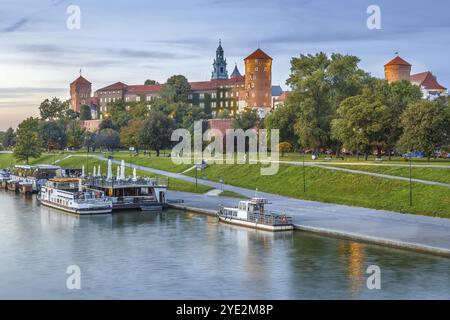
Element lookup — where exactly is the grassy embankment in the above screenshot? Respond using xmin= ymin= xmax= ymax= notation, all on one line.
xmin=185 ymin=162 xmax=450 ymax=218
xmin=322 ymin=164 xmax=450 ymax=185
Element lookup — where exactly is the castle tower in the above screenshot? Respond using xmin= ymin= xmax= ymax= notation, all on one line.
xmin=244 ymin=48 xmax=272 ymax=113
xmin=70 ymin=72 xmax=92 ymax=112
xmin=384 ymin=56 xmax=412 ymax=83
xmin=211 ymin=40 xmax=228 ymax=80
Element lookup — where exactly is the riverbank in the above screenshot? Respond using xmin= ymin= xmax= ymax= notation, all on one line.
xmin=166 ymin=191 xmax=450 ymax=258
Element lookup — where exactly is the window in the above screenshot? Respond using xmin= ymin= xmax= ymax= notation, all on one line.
xmin=136 ymin=96 xmax=141 ymax=102
xmin=220 ymin=92 xmax=223 ymax=98
xmin=211 ymin=102 xmax=216 ymax=108
xmin=212 ymin=92 xmax=217 ymax=99
xmin=225 ymin=92 xmax=229 ymax=98
xmin=188 ymin=94 xmax=193 ymax=100
xmin=199 ymin=93 xmax=204 ymax=99
xmin=200 ymin=102 xmax=205 ymax=108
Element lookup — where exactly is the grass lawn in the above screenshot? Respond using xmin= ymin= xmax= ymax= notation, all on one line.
xmin=186 ymin=163 xmax=450 ymax=218
xmin=278 ymin=153 xmax=450 ymax=165
xmin=0 ymin=152 xmax=68 ymax=168
xmin=219 ymin=190 xmax=248 ymax=199
xmin=322 ymin=164 xmax=450 ymax=185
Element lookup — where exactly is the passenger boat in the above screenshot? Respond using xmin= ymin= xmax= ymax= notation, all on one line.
xmin=9 ymin=165 xmax=61 ymax=193
xmin=18 ymin=180 xmax=33 ymax=194
xmin=38 ymin=178 xmax=113 ymax=215
xmin=7 ymin=180 xmax=19 ymax=192
xmin=218 ymin=197 xmax=294 ymax=232
xmin=86 ymin=161 xmax=167 ymax=211
xmin=0 ymin=170 xmax=10 ymax=189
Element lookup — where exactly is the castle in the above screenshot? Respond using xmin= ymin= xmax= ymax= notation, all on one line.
xmin=70 ymin=41 xmax=282 ymax=128
xmin=384 ymin=55 xmax=447 ymax=99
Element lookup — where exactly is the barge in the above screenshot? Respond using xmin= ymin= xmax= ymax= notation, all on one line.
xmin=86 ymin=177 xmax=168 ymax=211
xmin=38 ymin=178 xmax=113 ymax=215
xmin=218 ymin=197 xmax=294 ymax=232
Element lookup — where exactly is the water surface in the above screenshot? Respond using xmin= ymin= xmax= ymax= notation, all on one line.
xmin=0 ymin=191 xmax=449 ymax=299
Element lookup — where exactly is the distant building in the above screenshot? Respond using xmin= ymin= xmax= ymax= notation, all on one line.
xmin=384 ymin=56 xmax=412 ymax=83
xmin=71 ymin=42 xmax=274 ymax=119
xmin=410 ymin=71 xmax=447 ymax=100
xmin=273 ymin=91 xmax=290 ymax=108
xmin=70 ymin=75 xmax=92 ymax=113
xmin=384 ymin=55 xmax=447 ymax=99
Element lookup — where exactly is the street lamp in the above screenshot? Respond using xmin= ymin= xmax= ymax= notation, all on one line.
xmin=302 ymin=150 xmax=306 ymax=193
xmin=409 ymin=156 xmax=413 ymax=206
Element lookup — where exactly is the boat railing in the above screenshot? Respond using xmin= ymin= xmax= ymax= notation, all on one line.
xmin=247 ymin=212 xmax=293 ymax=226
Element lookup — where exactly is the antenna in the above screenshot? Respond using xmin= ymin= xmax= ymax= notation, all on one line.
xmin=79 ymin=68 xmax=82 ymax=76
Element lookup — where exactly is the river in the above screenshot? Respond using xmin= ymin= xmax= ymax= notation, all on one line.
xmin=0 ymin=191 xmax=449 ymax=299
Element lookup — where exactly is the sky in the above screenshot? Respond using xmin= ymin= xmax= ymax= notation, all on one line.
xmin=0 ymin=0 xmax=449 ymax=130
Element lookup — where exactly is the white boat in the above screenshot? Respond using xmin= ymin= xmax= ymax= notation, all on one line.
xmin=218 ymin=197 xmax=294 ymax=232
xmin=38 ymin=178 xmax=113 ymax=215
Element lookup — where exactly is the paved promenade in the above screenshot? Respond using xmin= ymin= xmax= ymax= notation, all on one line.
xmin=88 ymin=155 xmax=450 ymax=257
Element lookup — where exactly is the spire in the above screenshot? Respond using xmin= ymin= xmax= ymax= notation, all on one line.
xmin=211 ymin=39 xmax=228 ymax=80
xmin=230 ymin=63 xmax=242 ymax=79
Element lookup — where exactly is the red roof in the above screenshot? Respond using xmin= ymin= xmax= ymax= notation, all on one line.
xmin=97 ymin=82 xmax=128 ymax=91
xmin=190 ymin=76 xmax=245 ymax=91
xmin=385 ymin=56 xmax=411 ymax=67
xmin=244 ymin=48 xmax=272 ymax=61
xmin=127 ymin=84 xmax=162 ymax=94
xmin=410 ymin=71 xmax=446 ymax=90
xmin=71 ymin=76 xmax=91 ymax=85
xmin=275 ymin=91 xmax=290 ymax=102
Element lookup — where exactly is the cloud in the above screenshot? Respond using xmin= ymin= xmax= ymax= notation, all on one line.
xmin=2 ymin=18 xmax=30 ymax=32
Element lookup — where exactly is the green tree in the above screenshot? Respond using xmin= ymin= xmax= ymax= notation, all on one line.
xmin=39 ymin=97 xmax=70 ymax=120
xmin=265 ymin=104 xmax=297 ymax=147
xmin=144 ymin=79 xmax=159 ymax=85
xmin=13 ymin=117 xmax=42 ymax=164
xmin=286 ymin=52 xmax=370 ymax=153
xmin=373 ymin=80 xmax=422 ymax=159
xmin=398 ymin=100 xmax=450 ymax=161
xmin=332 ymin=94 xmax=390 ymax=160
xmin=139 ymin=110 xmax=173 ymax=156
xmin=107 ymin=100 xmax=131 ymax=129
xmin=2 ymin=127 xmax=16 ymax=149
xmin=232 ymin=107 xmax=260 ymax=130
xmin=120 ymin=119 xmax=144 ymax=151
xmin=99 ymin=117 xmax=118 ymax=131
xmin=83 ymin=131 xmax=96 ymax=152
xmin=67 ymin=121 xmax=85 ymax=149
xmin=94 ymin=129 xmax=121 ymax=152
xmin=39 ymin=121 xmax=67 ymax=151
xmin=80 ymin=105 xmax=92 ymax=120
xmin=160 ymin=75 xmax=191 ymax=103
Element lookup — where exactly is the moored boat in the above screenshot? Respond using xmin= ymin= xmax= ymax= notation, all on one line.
xmin=38 ymin=178 xmax=113 ymax=215
xmin=218 ymin=197 xmax=294 ymax=232
xmin=7 ymin=180 xmax=19 ymax=192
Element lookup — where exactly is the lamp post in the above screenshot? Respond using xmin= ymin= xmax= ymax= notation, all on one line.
xmin=409 ymin=156 xmax=413 ymax=206
xmin=129 ymin=146 xmax=134 ymax=176
xmin=302 ymin=150 xmax=306 ymax=193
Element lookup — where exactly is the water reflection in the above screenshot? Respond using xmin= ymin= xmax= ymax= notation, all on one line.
xmin=0 ymin=191 xmax=449 ymax=299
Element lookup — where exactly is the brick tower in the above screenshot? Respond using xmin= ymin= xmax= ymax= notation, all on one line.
xmin=70 ymin=73 xmax=92 ymax=112
xmin=384 ymin=56 xmax=412 ymax=83
xmin=244 ymin=48 xmax=272 ymax=116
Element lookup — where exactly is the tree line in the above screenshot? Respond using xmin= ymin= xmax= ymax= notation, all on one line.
xmin=265 ymin=52 xmax=450 ymax=160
